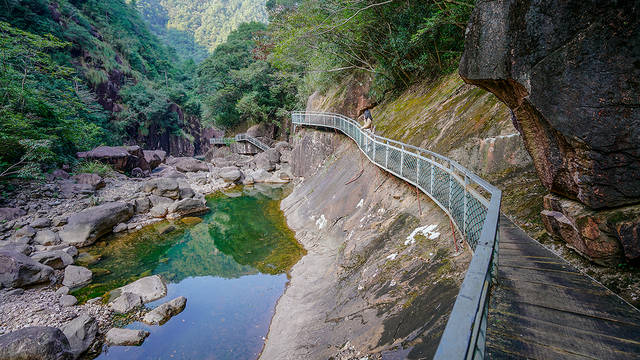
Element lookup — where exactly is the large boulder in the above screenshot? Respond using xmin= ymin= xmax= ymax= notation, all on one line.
xmin=219 ymin=166 xmax=242 ymax=183
xmin=142 ymin=178 xmax=180 ymax=199
xmin=0 ymin=327 xmax=72 ymax=360
xmin=77 ymin=145 xmax=150 ymax=174
xmin=59 ymin=202 xmax=134 ymax=247
xmin=174 ymin=157 xmax=209 ymax=173
xmin=0 ymin=250 xmax=53 ymax=288
xmin=31 ymin=250 xmax=74 ymax=269
xmin=143 ymin=150 xmax=166 ymax=170
xmin=71 ymin=173 xmax=105 ymax=190
xmin=459 ymin=0 xmax=640 ymax=209
xmin=34 ymin=229 xmax=61 ymax=246
xmin=0 ymin=207 xmax=26 ymax=222
xmin=246 ymin=123 xmax=276 ymax=139
xmin=253 ymin=148 xmax=281 ymax=172
xmin=108 ymin=292 xmax=142 ymax=314
xmin=105 ymin=328 xmax=149 ymax=346
xmin=167 ymin=198 xmax=208 ymax=220
xmin=60 ymin=314 xmax=98 ymax=358
xmin=111 ymin=275 xmax=167 ymax=303
xmin=142 ymin=296 xmax=187 ymax=325
xmin=62 ymin=265 xmax=92 ymax=289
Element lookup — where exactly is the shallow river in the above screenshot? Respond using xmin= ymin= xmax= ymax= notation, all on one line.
xmin=73 ymin=185 xmax=304 ymax=360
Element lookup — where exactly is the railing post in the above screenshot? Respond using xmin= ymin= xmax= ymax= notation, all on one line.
xmin=400 ymin=145 xmax=405 ymax=176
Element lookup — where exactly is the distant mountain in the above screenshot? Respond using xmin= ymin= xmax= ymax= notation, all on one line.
xmin=133 ymin=0 xmax=268 ymax=62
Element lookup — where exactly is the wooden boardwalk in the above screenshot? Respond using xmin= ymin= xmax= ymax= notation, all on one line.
xmin=486 ymin=216 xmax=640 ymax=359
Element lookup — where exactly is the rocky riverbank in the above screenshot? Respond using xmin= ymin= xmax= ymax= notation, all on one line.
xmin=0 ymin=135 xmax=294 ymax=359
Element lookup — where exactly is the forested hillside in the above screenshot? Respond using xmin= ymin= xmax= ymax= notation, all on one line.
xmin=133 ymin=0 xmax=268 ymax=62
xmin=0 ymin=0 xmax=205 ymax=177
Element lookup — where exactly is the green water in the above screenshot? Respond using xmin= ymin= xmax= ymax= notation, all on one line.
xmin=73 ymin=185 xmax=305 ymax=359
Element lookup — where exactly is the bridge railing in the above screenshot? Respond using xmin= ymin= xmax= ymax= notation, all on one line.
xmin=210 ymin=134 xmax=271 ymax=151
xmin=292 ymin=111 xmax=501 ymax=360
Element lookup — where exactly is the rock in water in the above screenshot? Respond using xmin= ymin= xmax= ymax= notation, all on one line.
xmin=105 ymin=328 xmax=149 ymax=346
xmin=31 ymin=250 xmax=74 ymax=269
xmin=59 ymin=202 xmax=134 ymax=247
xmin=0 ymin=326 xmax=73 ymax=360
xmin=0 ymin=250 xmax=53 ymax=288
xmin=108 ymin=292 xmax=142 ymax=314
xmin=62 ymin=265 xmax=92 ymax=289
xmin=112 ymin=275 xmax=167 ymax=303
xmin=166 ymin=198 xmax=208 ymax=219
xmin=60 ymin=314 xmax=98 ymax=358
xmin=142 ymin=296 xmax=187 ymax=325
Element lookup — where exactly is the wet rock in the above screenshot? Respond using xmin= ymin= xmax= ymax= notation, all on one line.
xmin=0 ymin=208 xmax=26 ymax=222
xmin=108 ymin=292 xmax=142 ymax=314
xmin=0 ymin=326 xmax=72 ymax=360
xmin=105 ymin=328 xmax=149 ymax=346
xmin=60 ymin=294 xmax=78 ymax=307
xmin=34 ymin=229 xmax=60 ymax=246
xmin=113 ymin=275 xmax=167 ymax=303
xmin=59 ymin=202 xmax=134 ymax=247
xmin=71 ymin=173 xmax=105 ymax=190
xmin=30 ymin=217 xmax=52 ymax=228
xmin=75 ymin=252 xmax=100 ymax=267
xmin=62 ymin=265 xmax=92 ymax=289
xmin=459 ymin=0 xmax=640 ymax=209
xmin=157 ymin=224 xmax=176 ymax=235
xmin=0 ymin=250 xmax=53 ymax=288
xmin=77 ymin=145 xmax=150 ymax=174
xmin=142 ymin=296 xmax=187 ymax=325
xmin=31 ymin=250 xmax=74 ymax=269
xmin=166 ymin=198 xmax=208 ymax=220
xmin=60 ymin=314 xmax=97 ymax=358
xmin=174 ymin=157 xmax=209 ymax=173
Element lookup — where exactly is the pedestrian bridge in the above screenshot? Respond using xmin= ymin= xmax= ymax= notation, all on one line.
xmin=292 ymin=111 xmax=640 ymax=359
xmin=210 ymin=133 xmax=271 ymax=152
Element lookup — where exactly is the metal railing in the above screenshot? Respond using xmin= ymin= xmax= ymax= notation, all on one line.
xmin=291 ymin=111 xmax=501 ymax=359
xmin=210 ymin=134 xmax=271 ymax=151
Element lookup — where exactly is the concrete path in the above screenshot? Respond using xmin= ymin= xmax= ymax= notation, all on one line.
xmin=487 ymin=215 xmax=640 ymax=359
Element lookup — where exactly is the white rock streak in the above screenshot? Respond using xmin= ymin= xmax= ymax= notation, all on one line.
xmin=405 ymin=224 xmax=440 ymax=245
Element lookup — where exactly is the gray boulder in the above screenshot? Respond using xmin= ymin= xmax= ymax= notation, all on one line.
xmin=142 ymin=178 xmax=180 ymax=199
xmin=14 ymin=225 xmax=36 ymax=239
xmin=219 ymin=167 xmax=242 ymax=183
xmin=149 ymin=205 xmax=169 ymax=218
xmin=0 ymin=208 xmax=26 ymax=222
xmin=142 ymin=296 xmax=187 ymax=325
xmin=105 ymin=328 xmax=149 ymax=346
xmin=112 ymin=275 xmax=166 ymax=303
xmin=0 ymin=250 xmax=53 ymax=288
xmin=71 ymin=173 xmax=105 ymax=190
xmin=60 ymin=294 xmax=78 ymax=307
xmin=167 ymin=198 xmax=208 ymax=220
xmin=30 ymin=217 xmax=52 ymax=228
xmin=60 ymin=314 xmax=97 ymax=358
xmin=62 ymin=265 xmax=92 ymax=289
xmin=59 ymin=202 xmax=134 ymax=247
xmin=31 ymin=250 xmax=74 ymax=269
xmin=0 ymin=326 xmax=72 ymax=360
xmin=77 ymin=145 xmax=150 ymax=174
xmin=149 ymin=195 xmax=174 ymax=207
xmin=109 ymin=292 xmax=142 ymax=314
xmin=134 ymin=197 xmax=151 ymax=214
xmin=34 ymin=229 xmax=60 ymax=246
xmin=143 ymin=150 xmax=166 ymax=170
xmin=174 ymin=157 xmax=208 ymax=173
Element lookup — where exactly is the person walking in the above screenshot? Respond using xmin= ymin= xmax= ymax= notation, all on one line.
xmin=362 ymin=109 xmax=373 ymax=131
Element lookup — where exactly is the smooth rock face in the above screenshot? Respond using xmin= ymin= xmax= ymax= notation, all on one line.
xmin=166 ymin=198 xmax=208 ymax=219
xmin=219 ymin=167 xmax=242 ymax=183
xmin=108 ymin=292 xmax=142 ymax=314
xmin=34 ymin=229 xmax=60 ymax=246
xmin=59 ymin=202 xmax=134 ymax=247
xmin=31 ymin=250 xmax=74 ymax=269
xmin=0 ymin=250 xmax=53 ymax=288
xmin=142 ymin=296 xmax=187 ymax=325
xmin=143 ymin=150 xmax=166 ymax=170
xmin=105 ymin=328 xmax=149 ymax=346
xmin=71 ymin=173 xmax=105 ymax=190
xmin=0 ymin=326 xmax=72 ymax=360
xmin=113 ymin=275 xmax=167 ymax=303
xmin=459 ymin=0 xmax=640 ymax=209
xmin=143 ymin=178 xmax=180 ymax=199
xmin=30 ymin=217 xmax=52 ymax=228
xmin=62 ymin=265 xmax=92 ymax=289
xmin=60 ymin=314 xmax=98 ymax=358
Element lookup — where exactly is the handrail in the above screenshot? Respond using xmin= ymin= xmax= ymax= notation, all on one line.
xmin=291 ymin=111 xmax=502 ymax=359
xmin=209 ymin=133 xmax=271 ymax=152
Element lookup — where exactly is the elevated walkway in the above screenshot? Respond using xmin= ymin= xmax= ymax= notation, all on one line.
xmin=291 ymin=111 xmax=640 ymax=359
xmin=210 ymin=133 xmax=271 ymax=153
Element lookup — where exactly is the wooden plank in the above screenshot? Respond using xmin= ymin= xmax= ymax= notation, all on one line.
xmin=488 ymin=311 xmax=640 ymax=359
xmin=492 ymin=281 xmax=640 ymax=324
xmin=486 ymin=330 xmax=596 ymax=360
xmin=499 ymin=259 xmax=579 ymax=272
xmin=496 ymin=266 xmax=605 ymax=291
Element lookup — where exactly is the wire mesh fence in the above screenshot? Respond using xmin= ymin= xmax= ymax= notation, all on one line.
xmin=292 ymin=111 xmax=501 ymax=360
